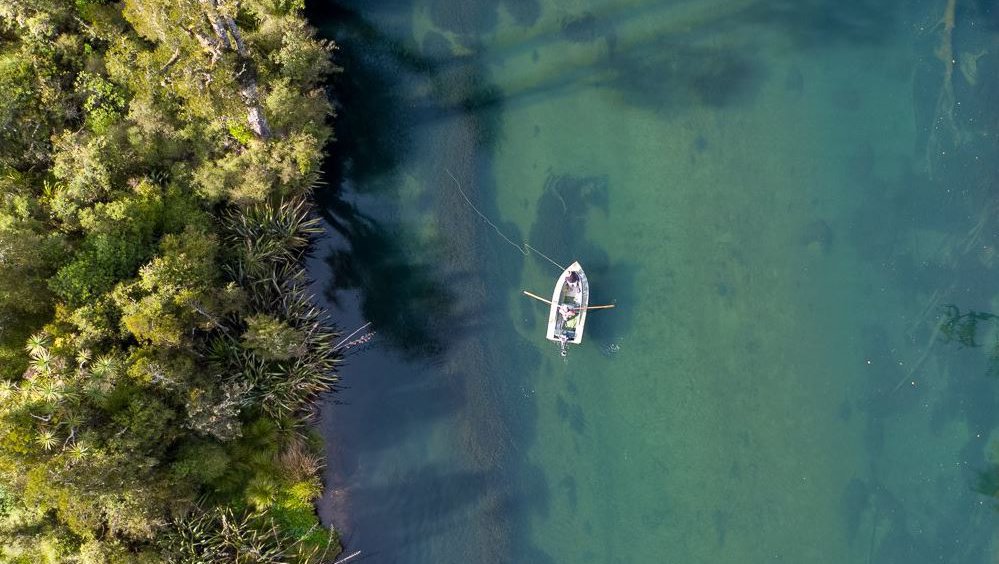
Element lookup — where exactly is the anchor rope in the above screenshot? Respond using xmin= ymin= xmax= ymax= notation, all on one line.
xmin=445 ymin=168 xmax=565 ymax=272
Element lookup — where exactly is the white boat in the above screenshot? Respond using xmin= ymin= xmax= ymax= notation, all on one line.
xmin=546 ymin=261 xmax=588 ymax=346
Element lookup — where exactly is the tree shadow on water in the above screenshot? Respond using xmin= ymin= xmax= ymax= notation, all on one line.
xmin=341 ymin=373 xmax=466 ymax=461
xmin=308 ymin=4 xmax=419 ymax=191
xmin=308 ymin=3 xmax=504 ymax=191
xmin=738 ymin=0 xmax=905 ymax=49
xmin=346 ymin=467 xmax=490 ymax=558
xmin=308 ymin=4 xmax=507 ymax=359
xmin=575 ymin=0 xmax=903 ymax=115
xmin=424 ymin=0 xmax=541 ymax=35
xmin=314 ymin=194 xmax=455 ymax=359
xmin=307 ymin=4 xmax=555 ymax=561
xmin=597 ymin=39 xmax=765 ymax=114
xmin=348 ymin=464 xmax=552 ymax=561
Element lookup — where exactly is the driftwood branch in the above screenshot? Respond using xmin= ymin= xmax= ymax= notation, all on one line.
xmin=158 ymin=48 xmax=182 ymax=74
xmin=220 ymin=14 xmax=248 ymax=56
xmin=196 ymin=0 xmax=271 ymax=138
xmin=198 ymin=0 xmax=232 ymax=50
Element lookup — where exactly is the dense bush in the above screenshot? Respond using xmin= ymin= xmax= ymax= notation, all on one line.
xmin=0 ymin=0 xmax=341 ymax=561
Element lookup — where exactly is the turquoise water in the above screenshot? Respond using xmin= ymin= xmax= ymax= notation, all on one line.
xmin=310 ymin=0 xmax=999 ymax=561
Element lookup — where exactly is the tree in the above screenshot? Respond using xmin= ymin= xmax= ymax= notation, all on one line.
xmin=50 ymin=232 xmax=149 ymax=306
xmin=0 ymin=0 xmax=341 ymax=558
xmin=0 ymin=220 xmax=63 ymax=378
xmin=115 ymin=226 xmax=224 ymax=346
xmin=122 ymin=0 xmax=271 ymax=139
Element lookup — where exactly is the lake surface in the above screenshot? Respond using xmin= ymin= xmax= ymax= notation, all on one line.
xmin=308 ymin=0 xmax=999 ymax=561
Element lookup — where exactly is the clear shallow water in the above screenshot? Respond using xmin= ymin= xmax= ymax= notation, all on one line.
xmin=309 ymin=0 xmax=999 ymax=561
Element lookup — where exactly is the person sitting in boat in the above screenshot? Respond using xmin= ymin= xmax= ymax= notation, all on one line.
xmin=559 ymin=304 xmax=579 ymax=331
xmin=566 ymin=271 xmax=582 ymax=303
xmin=564 ymin=312 xmax=579 ymax=330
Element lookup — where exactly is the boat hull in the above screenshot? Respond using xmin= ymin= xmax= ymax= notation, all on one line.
xmin=546 ymin=261 xmax=589 ymax=344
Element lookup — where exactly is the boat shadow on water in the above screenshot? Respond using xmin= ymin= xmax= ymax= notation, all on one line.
xmin=527 ymin=173 xmax=637 ymax=355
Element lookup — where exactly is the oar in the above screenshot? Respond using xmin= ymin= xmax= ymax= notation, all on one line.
xmin=524 ymin=291 xmax=616 ymax=311
xmin=522 ymin=290 xmax=552 ymax=304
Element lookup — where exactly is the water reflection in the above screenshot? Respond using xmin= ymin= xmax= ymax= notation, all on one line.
xmin=309 ymin=1 xmax=557 ymax=560
xmin=310 ymin=2 xmax=505 ymax=358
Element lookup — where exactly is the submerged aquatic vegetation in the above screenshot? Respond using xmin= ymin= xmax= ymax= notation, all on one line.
xmin=939 ymin=305 xmax=996 ymax=348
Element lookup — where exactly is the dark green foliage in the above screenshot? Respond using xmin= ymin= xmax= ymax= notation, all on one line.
xmin=0 ymin=0 xmax=340 ymax=561
xmin=172 ymin=440 xmax=231 ymax=484
xmin=49 ymin=232 xmax=149 ymax=305
xmin=0 ymin=53 xmax=45 ymax=167
xmin=0 ymin=221 xmax=64 ymax=378
xmin=77 ymin=70 xmax=126 ymax=134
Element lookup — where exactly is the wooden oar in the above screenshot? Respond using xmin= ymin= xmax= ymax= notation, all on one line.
xmin=522 ymin=290 xmax=552 ymax=304
xmin=524 ymin=291 xmax=615 ymax=311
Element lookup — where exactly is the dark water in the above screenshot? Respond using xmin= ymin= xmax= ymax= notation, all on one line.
xmin=308 ymin=0 xmax=999 ymax=561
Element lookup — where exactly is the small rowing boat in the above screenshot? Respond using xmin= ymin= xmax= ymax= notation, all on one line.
xmin=546 ymin=261 xmax=588 ymax=346
xmin=522 ymin=261 xmax=614 ymax=356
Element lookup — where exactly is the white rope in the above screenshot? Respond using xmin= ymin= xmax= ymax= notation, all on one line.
xmin=445 ymin=168 xmax=565 ymax=272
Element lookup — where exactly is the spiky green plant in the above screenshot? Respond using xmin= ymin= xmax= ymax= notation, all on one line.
xmin=222 ymin=198 xmax=323 ymax=288
xmin=34 ymin=379 xmax=62 ymax=404
xmin=29 ymin=349 xmax=53 ymax=375
xmin=35 ymin=429 xmax=58 ymax=451
xmin=159 ymin=507 xmax=335 ymax=563
xmin=25 ymin=333 xmax=50 ymax=358
xmin=224 ymin=198 xmax=322 ymax=256
xmin=90 ymin=353 xmax=118 ymax=378
xmin=0 ymin=379 xmax=15 ymax=401
xmin=210 ymin=225 xmax=341 ymax=420
xmin=58 ymin=407 xmax=85 ymax=431
xmin=75 ymin=348 xmax=91 ymax=368
xmin=67 ymin=441 xmax=89 ymax=461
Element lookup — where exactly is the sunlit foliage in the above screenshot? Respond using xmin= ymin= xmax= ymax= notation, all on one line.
xmin=0 ymin=0 xmax=340 ymax=560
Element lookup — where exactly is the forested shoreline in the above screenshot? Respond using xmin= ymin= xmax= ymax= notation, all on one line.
xmin=0 ymin=0 xmax=342 ymax=561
